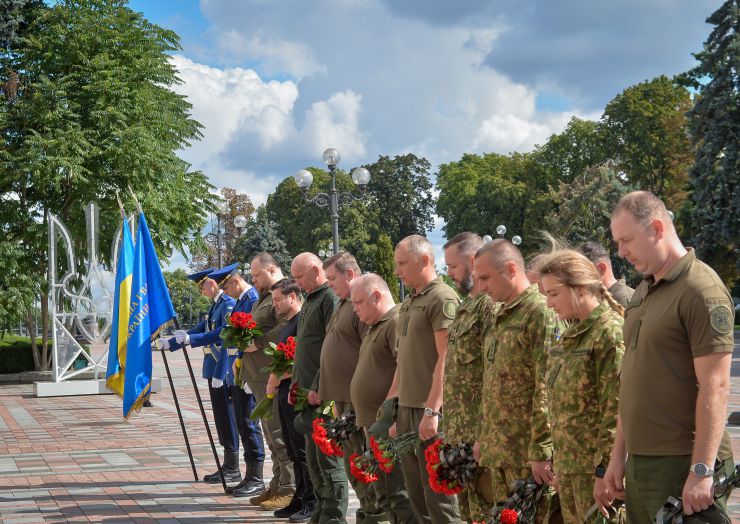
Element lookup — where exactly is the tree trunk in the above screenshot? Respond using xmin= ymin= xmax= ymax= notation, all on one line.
xmin=27 ymin=311 xmax=41 ymax=370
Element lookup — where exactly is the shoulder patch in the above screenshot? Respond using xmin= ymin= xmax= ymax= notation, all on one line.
xmin=442 ymin=300 xmax=458 ymax=320
xmin=709 ymin=304 xmax=733 ymax=335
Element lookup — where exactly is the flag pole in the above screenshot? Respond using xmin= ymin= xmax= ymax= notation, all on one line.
xmin=176 ymin=322 xmax=229 ymax=492
xmin=157 ymin=333 xmax=198 ymax=482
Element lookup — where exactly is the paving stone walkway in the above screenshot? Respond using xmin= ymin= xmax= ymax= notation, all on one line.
xmin=1 ymin=337 xmax=739 ymax=523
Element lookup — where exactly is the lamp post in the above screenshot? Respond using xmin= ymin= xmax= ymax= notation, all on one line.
xmin=494 ymin=224 xmax=522 ymax=246
xmin=294 ymin=148 xmax=371 ymax=256
xmin=205 ymin=201 xmax=248 ymax=268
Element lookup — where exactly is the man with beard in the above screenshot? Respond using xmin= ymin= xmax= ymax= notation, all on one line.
xmin=442 ymin=232 xmax=496 ymax=522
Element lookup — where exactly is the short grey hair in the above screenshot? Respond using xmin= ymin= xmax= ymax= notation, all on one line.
xmin=351 ymin=273 xmax=392 ymax=298
xmin=396 ymin=234 xmax=434 ymax=261
xmin=475 ymin=239 xmax=525 ymax=271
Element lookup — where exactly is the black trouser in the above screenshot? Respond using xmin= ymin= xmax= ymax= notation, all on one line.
xmin=231 ymin=385 xmax=265 ymax=463
xmin=208 ymin=378 xmax=239 ymax=452
xmin=278 ymin=379 xmax=315 ymax=508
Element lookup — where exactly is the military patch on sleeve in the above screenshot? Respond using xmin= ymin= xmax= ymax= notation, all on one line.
xmin=442 ymin=300 xmax=458 ymax=319
xmin=709 ymin=304 xmax=733 ymax=335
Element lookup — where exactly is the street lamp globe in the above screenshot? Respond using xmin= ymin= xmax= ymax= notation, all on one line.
xmin=294 ymin=169 xmax=314 ymax=189
xmin=233 ymin=215 xmax=247 ymax=229
xmin=351 ymin=167 xmax=371 ymax=187
xmin=512 ymin=235 xmax=522 ymax=246
xmin=496 ymin=224 xmax=506 ymax=236
xmin=482 ymin=235 xmax=493 ymax=243
xmin=322 ymin=148 xmax=341 ymax=167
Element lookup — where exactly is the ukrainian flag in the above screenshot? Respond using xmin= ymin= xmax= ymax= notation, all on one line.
xmin=123 ymin=212 xmax=176 ymax=419
xmin=106 ymin=219 xmax=134 ymax=397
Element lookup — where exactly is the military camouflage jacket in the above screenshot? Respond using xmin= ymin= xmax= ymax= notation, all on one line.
xmin=443 ymin=292 xmax=496 ymax=444
xmin=546 ymin=301 xmax=624 ymax=474
xmin=478 ymin=285 xmax=559 ymax=469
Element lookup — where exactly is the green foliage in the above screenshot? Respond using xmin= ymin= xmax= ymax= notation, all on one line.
xmin=601 ymin=75 xmax=693 ymax=210
xmin=0 ymin=241 xmax=36 ymax=333
xmin=0 ymin=0 xmax=43 ymax=50
xmin=0 ymin=335 xmax=34 ymax=374
xmin=678 ymin=0 xmax=740 ymax=286
xmin=233 ymin=218 xmax=292 ymax=273
xmin=375 ymin=233 xmax=400 ymax=302
xmin=163 ymin=269 xmax=210 ymax=329
xmin=544 ymin=163 xmax=634 ymax=280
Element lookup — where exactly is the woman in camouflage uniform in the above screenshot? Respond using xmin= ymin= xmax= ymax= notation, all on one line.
xmin=539 ymin=249 xmax=625 ymax=524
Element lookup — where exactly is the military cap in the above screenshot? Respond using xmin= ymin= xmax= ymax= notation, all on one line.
xmin=293 ymin=409 xmax=314 ymax=435
xmin=188 ymin=267 xmax=215 ymax=286
xmin=209 ymin=263 xmax=240 ymax=287
xmin=369 ymin=396 xmax=398 ymax=436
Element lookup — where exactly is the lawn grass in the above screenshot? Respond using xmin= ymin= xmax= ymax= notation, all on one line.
xmin=0 ymin=335 xmax=35 ymax=373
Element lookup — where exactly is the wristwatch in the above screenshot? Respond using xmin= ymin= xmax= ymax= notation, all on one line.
xmin=423 ymin=407 xmax=441 ymax=418
xmin=690 ymin=463 xmax=713 ymax=478
xmin=594 ymin=465 xmax=606 ymax=479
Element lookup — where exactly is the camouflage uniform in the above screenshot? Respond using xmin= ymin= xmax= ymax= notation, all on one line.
xmin=478 ymin=285 xmax=560 ymax=523
xmin=545 ymin=301 xmax=624 ymax=524
xmin=444 ymin=292 xmax=496 ymax=522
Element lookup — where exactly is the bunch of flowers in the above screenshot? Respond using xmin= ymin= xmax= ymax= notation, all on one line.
xmin=288 ymin=382 xmax=308 ymax=411
xmin=312 ymin=418 xmax=344 ymax=457
xmin=424 ymin=439 xmax=478 ymax=496
xmin=348 ymin=451 xmax=380 ymax=484
xmin=221 ymin=312 xmax=262 ymax=351
xmin=481 ymin=476 xmax=545 ymax=524
xmin=370 ymin=436 xmax=395 ymax=473
xmin=261 ymin=336 xmax=296 ymax=375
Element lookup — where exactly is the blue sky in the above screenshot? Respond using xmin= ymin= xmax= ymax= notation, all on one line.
xmin=125 ymin=0 xmax=715 ymax=269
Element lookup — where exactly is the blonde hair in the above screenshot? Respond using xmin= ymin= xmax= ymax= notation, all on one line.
xmin=539 ymin=248 xmax=625 ymax=317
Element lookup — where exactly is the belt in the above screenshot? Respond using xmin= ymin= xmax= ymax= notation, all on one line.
xmin=202 ymin=348 xmax=238 ymax=356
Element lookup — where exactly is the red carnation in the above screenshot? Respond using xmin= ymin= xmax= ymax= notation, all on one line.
xmin=500 ymin=509 xmax=518 ymax=524
xmin=230 ymin=311 xmax=249 ymax=328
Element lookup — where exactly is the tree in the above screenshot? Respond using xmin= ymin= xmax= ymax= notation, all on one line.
xmin=163 ymin=269 xmax=210 ymax=330
xmin=0 ymin=0 xmax=43 ymax=50
xmin=678 ymin=0 xmax=740 ymax=286
xmin=375 ymin=233 xmax=400 ymax=302
xmin=233 ymin=217 xmax=292 ymax=273
xmin=190 ymin=187 xmax=255 ymax=270
xmin=0 ymin=0 xmax=215 ymax=369
xmin=601 ymin=76 xmax=694 ymax=210
xmin=545 ymin=162 xmax=634 ymax=281
xmin=0 ymin=242 xmax=36 ymax=336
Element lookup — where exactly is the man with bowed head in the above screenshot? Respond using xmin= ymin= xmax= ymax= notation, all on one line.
xmin=603 ymin=191 xmax=735 ymax=522
xmin=156 ymin=267 xmax=241 ymax=484
xmin=472 ymin=240 xmax=559 ymax=523
xmin=390 ymin=234 xmax=462 ymax=523
xmin=290 ymin=252 xmax=348 ymax=524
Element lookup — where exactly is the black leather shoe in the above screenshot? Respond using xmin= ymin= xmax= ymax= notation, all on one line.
xmin=274 ymin=501 xmax=302 ymax=518
xmin=204 ymin=469 xmax=242 ymax=484
xmin=288 ymin=506 xmax=313 ymax=523
xmin=231 ymin=480 xmax=265 ymax=497
xmin=225 ymin=478 xmax=247 ymax=495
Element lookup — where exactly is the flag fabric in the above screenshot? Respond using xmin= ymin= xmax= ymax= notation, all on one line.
xmin=123 ymin=212 xmax=176 ymax=419
xmin=105 ymin=218 xmax=135 ymax=397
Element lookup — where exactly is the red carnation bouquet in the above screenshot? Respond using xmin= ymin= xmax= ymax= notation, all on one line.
xmin=369 ymin=433 xmax=418 ymax=473
xmin=477 ymin=476 xmax=545 ymax=524
xmin=349 ymin=452 xmax=380 ymax=483
xmin=221 ymin=312 xmax=262 ymax=351
xmin=312 ymin=418 xmax=345 ymax=457
xmin=425 ymin=439 xmax=478 ymax=496
xmin=312 ymin=411 xmax=361 ymax=457
xmin=249 ymin=337 xmax=299 ymax=420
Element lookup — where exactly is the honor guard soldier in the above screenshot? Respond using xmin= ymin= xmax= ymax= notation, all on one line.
xmin=215 ymin=263 xmax=268 ymax=498
xmin=156 ymin=267 xmax=241 ymax=484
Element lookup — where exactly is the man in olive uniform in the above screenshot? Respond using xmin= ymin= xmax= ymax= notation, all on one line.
xmin=350 ymin=273 xmax=415 ymax=524
xmin=314 ymin=252 xmax=380 ymax=523
xmin=390 ymin=234 xmax=462 ymax=524
xmin=472 ymin=240 xmax=558 ymax=523
xmin=226 ymin=253 xmax=295 ymax=506
xmin=602 ymin=191 xmax=735 ymax=521
xmin=442 ymin=232 xmax=495 ymax=523
xmin=291 ymin=252 xmax=346 ymax=524
xmin=578 ymin=241 xmax=634 ymax=308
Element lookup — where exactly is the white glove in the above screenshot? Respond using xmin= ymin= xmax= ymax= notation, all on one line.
xmin=211 ymin=378 xmax=224 ymax=388
xmin=243 ymin=382 xmax=252 ymax=394
xmin=175 ymin=330 xmax=189 ymax=345
xmin=155 ymin=338 xmax=170 ymax=350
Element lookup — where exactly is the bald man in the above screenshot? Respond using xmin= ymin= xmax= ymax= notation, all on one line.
xmin=290 ymin=252 xmax=347 ymax=524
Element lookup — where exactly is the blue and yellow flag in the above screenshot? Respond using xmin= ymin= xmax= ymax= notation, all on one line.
xmin=106 ymin=219 xmax=135 ymax=396
xmin=123 ymin=212 xmax=176 ymax=419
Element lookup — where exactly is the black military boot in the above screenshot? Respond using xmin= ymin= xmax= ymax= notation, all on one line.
xmin=226 ymin=462 xmax=250 ymax=495
xmin=230 ymin=460 xmax=265 ymax=497
xmin=204 ymin=450 xmax=242 ymax=484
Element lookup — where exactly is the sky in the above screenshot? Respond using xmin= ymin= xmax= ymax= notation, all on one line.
xmin=125 ymin=0 xmax=716 ymax=270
